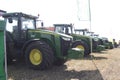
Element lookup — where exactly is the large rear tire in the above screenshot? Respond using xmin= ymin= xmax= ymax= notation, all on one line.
xmin=25 ymin=41 xmax=54 ymax=70
xmin=72 ymin=41 xmax=90 ymax=56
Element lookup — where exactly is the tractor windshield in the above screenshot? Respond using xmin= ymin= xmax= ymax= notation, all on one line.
xmin=55 ymin=25 xmax=72 ymax=34
xmin=5 ymin=16 xmax=35 ymax=32
xmin=22 ymin=17 xmax=35 ymax=30
xmin=75 ymin=31 xmax=86 ymax=35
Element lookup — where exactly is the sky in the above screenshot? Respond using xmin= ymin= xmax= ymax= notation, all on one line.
xmin=1 ymin=0 xmax=120 ymax=42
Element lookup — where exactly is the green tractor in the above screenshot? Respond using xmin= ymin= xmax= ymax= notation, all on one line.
xmin=89 ymin=33 xmax=113 ymax=49
xmin=2 ymin=12 xmax=83 ymax=70
xmin=98 ymin=37 xmax=113 ymax=49
xmin=112 ymin=39 xmax=118 ymax=48
xmin=74 ymin=29 xmax=105 ymax=52
xmin=89 ymin=34 xmax=105 ymax=51
xmin=54 ymin=24 xmax=91 ymax=56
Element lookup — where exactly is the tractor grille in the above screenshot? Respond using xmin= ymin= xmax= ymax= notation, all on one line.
xmin=60 ymin=37 xmax=71 ymax=56
xmin=92 ymin=39 xmax=99 ymax=49
xmin=98 ymin=39 xmax=104 ymax=45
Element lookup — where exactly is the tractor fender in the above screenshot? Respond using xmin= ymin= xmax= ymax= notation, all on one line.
xmin=71 ymin=40 xmax=82 ymax=46
xmin=22 ymin=38 xmax=55 ymax=55
xmin=22 ymin=39 xmax=41 ymax=55
xmin=80 ymin=38 xmax=91 ymax=48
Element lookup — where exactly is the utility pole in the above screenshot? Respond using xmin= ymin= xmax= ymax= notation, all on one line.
xmin=88 ymin=0 xmax=92 ymax=53
xmin=76 ymin=0 xmax=92 ymax=53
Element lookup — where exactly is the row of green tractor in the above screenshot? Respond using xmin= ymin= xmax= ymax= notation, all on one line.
xmin=74 ymin=28 xmax=114 ymax=50
xmin=53 ymin=24 xmax=108 ymax=52
xmin=0 ymin=10 xmax=115 ymax=80
xmin=0 ymin=10 xmax=87 ymax=79
xmin=42 ymin=23 xmax=115 ymax=54
xmin=1 ymin=12 xmax=85 ymax=69
xmin=46 ymin=24 xmax=116 ymax=52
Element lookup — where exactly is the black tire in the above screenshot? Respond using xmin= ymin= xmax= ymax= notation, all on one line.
xmin=25 ymin=41 xmax=54 ymax=70
xmin=54 ymin=58 xmax=67 ymax=66
xmin=71 ymin=41 xmax=90 ymax=56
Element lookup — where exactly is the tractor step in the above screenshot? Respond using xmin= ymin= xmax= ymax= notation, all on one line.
xmin=93 ymin=45 xmax=105 ymax=52
xmin=67 ymin=48 xmax=84 ymax=59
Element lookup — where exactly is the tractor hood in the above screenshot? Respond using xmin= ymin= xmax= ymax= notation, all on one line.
xmin=70 ymin=33 xmax=91 ymax=46
xmin=71 ymin=33 xmax=91 ymax=41
xmin=93 ymin=37 xmax=99 ymax=41
xmin=92 ymin=36 xmax=100 ymax=42
xmin=28 ymin=29 xmax=73 ymax=40
xmin=38 ymin=29 xmax=73 ymax=38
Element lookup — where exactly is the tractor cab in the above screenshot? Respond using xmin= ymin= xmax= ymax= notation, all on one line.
xmin=54 ymin=24 xmax=73 ymax=35
xmin=74 ymin=29 xmax=88 ymax=35
xmin=3 ymin=12 xmax=38 ymax=47
xmin=2 ymin=12 xmax=39 ymax=64
xmin=86 ymin=31 xmax=94 ymax=36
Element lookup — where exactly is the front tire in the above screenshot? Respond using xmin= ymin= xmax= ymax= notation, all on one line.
xmin=72 ymin=41 xmax=90 ymax=56
xmin=25 ymin=41 xmax=54 ymax=70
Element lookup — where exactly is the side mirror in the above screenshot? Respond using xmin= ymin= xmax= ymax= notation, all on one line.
xmin=8 ymin=17 xmax=13 ymax=23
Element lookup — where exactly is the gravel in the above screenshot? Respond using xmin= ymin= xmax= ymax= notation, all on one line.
xmin=8 ymin=48 xmax=120 ymax=80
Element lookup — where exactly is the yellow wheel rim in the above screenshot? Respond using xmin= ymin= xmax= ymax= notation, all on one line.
xmin=76 ymin=45 xmax=85 ymax=50
xmin=29 ymin=49 xmax=42 ymax=65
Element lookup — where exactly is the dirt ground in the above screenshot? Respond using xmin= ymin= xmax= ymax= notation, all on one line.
xmin=7 ymin=48 xmax=120 ymax=80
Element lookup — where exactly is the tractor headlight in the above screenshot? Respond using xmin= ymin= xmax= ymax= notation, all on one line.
xmin=93 ymin=38 xmax=99 ymax=41
xmin=61 ymin=36 xmax=72 ymax=41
